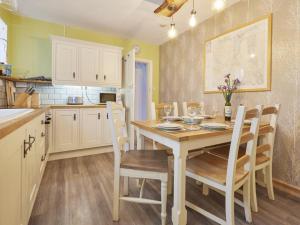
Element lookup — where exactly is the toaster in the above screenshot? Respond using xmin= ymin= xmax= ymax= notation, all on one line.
xmin=67 ymin=96 xmax=83 ymax=105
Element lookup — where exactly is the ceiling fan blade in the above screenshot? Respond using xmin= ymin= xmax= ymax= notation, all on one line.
xmin=154 ymin=0 xmax=188 ymax=17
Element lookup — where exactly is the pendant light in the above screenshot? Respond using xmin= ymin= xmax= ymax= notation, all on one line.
xmin=168 ymin=17 xmax=177 ymax=39
xmin=212 ymin=0 xmax=226 ymax=11
xmin=189 ymin=0 xmax=197 ymax=27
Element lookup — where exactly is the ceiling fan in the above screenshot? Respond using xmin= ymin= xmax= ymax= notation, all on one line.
xmin=154 ymin=0 xmax=188 ymax=17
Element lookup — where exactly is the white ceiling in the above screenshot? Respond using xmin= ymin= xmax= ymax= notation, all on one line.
xmin=17 ymin=0 xmax=240 ymax=45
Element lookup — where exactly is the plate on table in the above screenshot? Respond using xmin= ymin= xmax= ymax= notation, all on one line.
xmin=200 ymin=114 xmax=216 ymax=119
xmin=200 ymin=122 xmax=229 ymax=130
xmin=156 ymin=123 xmax=183 ymax=131
xmin=162 ymin=116 xmax=182 ymax=121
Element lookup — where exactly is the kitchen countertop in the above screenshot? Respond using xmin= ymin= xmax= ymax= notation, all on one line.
xmin=50 ymin=104 xmax=106 ymax=109
xmin=0 ymin=106 xmax=50 ymax=140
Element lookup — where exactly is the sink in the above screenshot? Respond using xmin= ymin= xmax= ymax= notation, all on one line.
xmin=0 ymin=109 xmax=34 ymax=124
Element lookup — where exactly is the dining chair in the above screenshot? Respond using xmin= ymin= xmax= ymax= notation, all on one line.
xmin=208 ymin=104 xmax=280 ymax=212
xmin=151 ymin=102 xmax=179 ymax=120
xmin=185 ymin=105 xmax=262 ymax=225
xmin=182 ymin=101 xmax=204 ymax=116
xmin=107 ymin=102 xmax=169 ymax=225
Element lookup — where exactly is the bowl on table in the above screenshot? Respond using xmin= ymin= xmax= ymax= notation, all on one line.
xmin=182 ymin=116 xmax=204 ymax=125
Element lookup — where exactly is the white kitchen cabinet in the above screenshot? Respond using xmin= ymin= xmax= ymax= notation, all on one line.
xmin=101 ymin=47 xmax=122 ymax=87
xmin=53 ymin=41 xmax=78 ymax=83
xmin=79 ymin=45 xmax=101 ymax=85
xmin=0 ymin=127 xmax=24 ymax=225
xmin=53 ymin=109 xmax=80 ymax=152
xmin=52 ymin=36 xmax=122 ymax=87
xmin=80 ymin=109 xmax=102 ymax=148
xmin=0 ymin=113 xmax=46 ymax=225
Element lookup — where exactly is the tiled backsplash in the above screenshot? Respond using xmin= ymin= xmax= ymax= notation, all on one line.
xmin=0 ymin=82 xmax=117 ymax=107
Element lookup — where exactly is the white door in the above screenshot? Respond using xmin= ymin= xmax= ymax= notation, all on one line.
xmin=102 ymin=48 xmax=121 ymax=86
xmin=79 ymin=45 xmax=100 ymax=84
xmin=54 ymin=109 xmax=80 ymax=152
xmin=123 ymin=49 xmax=136 ymax=149
xmin=101 ymin=108 xmax=113 ymax=145
xmin=54 ymin=42 xmax=78 ymax=82
xmin=80 ymin=109 xmax=102 ymax=148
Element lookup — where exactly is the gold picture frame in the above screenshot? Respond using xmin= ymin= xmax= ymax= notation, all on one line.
xmin=203 ymin=14 xmax=273 ymax=93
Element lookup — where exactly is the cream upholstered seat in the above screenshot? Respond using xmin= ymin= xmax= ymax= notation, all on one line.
xmin=185 ymin=105 xmax=262 ymax=225
xmin=107 ymin=102 xmax=169 ymax=225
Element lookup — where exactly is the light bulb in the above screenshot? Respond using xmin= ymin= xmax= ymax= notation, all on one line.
xmin=189 ymin=11 xmax=197 ymax=27
xmin=168 ymin=24 xmax=177 ymax=39
xmin=212 ymin=0 xmax=225 ymax=11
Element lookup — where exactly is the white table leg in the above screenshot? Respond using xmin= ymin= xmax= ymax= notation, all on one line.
xmin=136 ymin=128 xmax=145 ymax=150
xmin=172 ymin=143 xmax=188 ymax=225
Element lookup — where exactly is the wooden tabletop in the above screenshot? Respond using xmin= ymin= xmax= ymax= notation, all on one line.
xmin=131 ymin=118 xmax=237 ymax=142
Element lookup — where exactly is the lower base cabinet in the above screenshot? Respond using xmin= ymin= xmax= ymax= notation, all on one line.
xmin=53 ymin=108 xmax=112 ymax=153
xmin=0 ymin=113 xmax=46 ymax=225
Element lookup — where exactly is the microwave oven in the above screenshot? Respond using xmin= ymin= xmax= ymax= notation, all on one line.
xmin=99 ymin=92 xmax=116 ymax=104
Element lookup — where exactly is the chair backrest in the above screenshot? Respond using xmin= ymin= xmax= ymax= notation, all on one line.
xmin=151 ymin=102 xmax=178 ymax=120
xmin=107 ymin=102 xmax=129 ymax=166
xmin=256 ymin=104 xmax=280 ymax=161
xmin=226 ymin=105 xmax=262 ymax=189
xmin=182 ymin=102 xmax=204 ymax=116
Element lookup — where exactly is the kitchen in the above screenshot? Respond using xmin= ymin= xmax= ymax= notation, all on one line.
xmin=0 ymin=0 xmax=300 ymax=225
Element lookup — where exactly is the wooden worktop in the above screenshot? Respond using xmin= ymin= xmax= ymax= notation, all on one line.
xmin=50 ymin=104 xmax=106 ymax=109
xmin=0 ymin=107 xmax=50 ymax=139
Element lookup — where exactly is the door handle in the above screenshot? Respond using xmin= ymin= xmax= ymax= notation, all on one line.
xmin=73 ymin=114 xmax=77 ymax=121
xmin=23 ymin=140 xmax=31 ymax=158
xmin=29 ymin=135 xmax=36 ymax=146
xmin=73 ymin=72 xmax=76 ymax=79
xmin=98 ymin=113 xmax=101 ymax=120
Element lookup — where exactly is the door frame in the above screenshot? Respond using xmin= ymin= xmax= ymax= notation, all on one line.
xmin=135 ymin=58 xmax=153 ymax=120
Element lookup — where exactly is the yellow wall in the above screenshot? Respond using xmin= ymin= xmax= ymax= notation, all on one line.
xmin=0 ymin=7 xmax=159 ymax=102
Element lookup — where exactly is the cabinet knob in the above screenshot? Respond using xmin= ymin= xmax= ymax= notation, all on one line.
xmin=41 ymin=132 xmax=45 ymax=137
xmin=96 ymin=74 xmax=99 ymax=80
xmin=107 ymin=113 xmax=109 ymax=119
xmin=98 ymin=113 xmax=101 ymax=120
xmin=73 ymin=72 xmax=76 ymax=79
xmin=104 ymin=75 xmax=106 ymax=80
xmin=73 ymin=114 xmax=77 ymax=121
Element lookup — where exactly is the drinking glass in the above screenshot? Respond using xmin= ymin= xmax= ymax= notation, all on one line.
xmin=212 ymin=105 xmax=219 ymax=118
xmin=187 ymin=106 xmax=197 ymax=129
xmin=164 ymin=105 xmax=172 ymax=123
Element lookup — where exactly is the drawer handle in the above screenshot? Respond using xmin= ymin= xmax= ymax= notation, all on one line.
xmin=104 ymin=75 xmax=106 ymax=80
xmin=96 ymin=74 xmax=99 ymax=80
xmin=41 ymin=132 xmax=45 ymax=137
xmin=73 ymin=72 xmax=76 ymax=79
xmin=107 ymin=113 xmax=109 ymax=119
xmin=74 ymin=114 xmax=77 ymax=121
xmin=98 ymin=113 xmax=101 ymax=120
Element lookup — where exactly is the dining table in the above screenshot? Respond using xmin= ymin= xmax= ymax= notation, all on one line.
xmin=131 ymin=118 xmax=249 ymax=225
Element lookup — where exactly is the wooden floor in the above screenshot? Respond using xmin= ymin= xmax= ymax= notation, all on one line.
xmin=29 ymin=153 xmax=300 ymax=225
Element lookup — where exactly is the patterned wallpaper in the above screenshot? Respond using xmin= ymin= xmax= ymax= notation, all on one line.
xmin=160 ymin=0 xmax=300 ymax=186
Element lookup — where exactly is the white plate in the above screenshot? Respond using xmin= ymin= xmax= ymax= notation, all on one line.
xmin=200 ymin=114 xmax=216 ymax=119
xmin=163 ymin=116 xmax=182 ymax=121
xmin=201 ymin=122 xmax=229 ymax=130
xmin=156 ymin=123 xmax=183 ymax=130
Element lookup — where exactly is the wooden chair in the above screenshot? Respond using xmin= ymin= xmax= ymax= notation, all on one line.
xmin=182 ymin=101 xmax=204 ymax=116
xmin=107 ymin=102 xmax=168 ymax=225
xmin=185 ymin=105 xmax=262 ymax=225
xmin=208 ymin=104 xmax=280 ymax=212
xmin=151 ymin=102 xmax=179 ymax=120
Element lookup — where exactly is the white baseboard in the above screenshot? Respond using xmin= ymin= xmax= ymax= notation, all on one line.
xmin=48 ymin=146 xmax=113 ymax=161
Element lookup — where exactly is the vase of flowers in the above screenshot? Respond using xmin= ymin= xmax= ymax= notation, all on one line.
xmin=217 ymin=74 xmax=241 ymax=121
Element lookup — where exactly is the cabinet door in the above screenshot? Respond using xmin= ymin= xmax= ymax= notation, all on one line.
xmin=80 ymin=109 xmax=102 ymax=148
xmin=79 ymin=45 xmax=100 ymax=84
xmin=102 ymin=48 xmax=121 ymax=87
xmin=54 ymin=110 xmax=80 ymax=152
xmin=54 ymin=42 xmax=78 ymax=83
xmin=101 ymin=108 xmax=113 ymax=145
xmin=0 ymin=128 xmax=24 ymax=225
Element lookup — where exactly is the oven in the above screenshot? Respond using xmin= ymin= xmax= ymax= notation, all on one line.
xmin=99 ymin=92 xmax=116 ymax=104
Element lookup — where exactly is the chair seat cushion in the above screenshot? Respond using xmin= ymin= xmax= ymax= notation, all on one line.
xmin=186 ymin=153 xmax=249 ymax=185
xmin=208 ymin=146 xmax=270 ymax=166
xmin=121 ymin=150 xmax=169 ymax=173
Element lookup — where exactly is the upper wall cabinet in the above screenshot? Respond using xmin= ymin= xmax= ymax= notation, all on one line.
xmin=52 ymin=36 xmax=122 ymax=88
